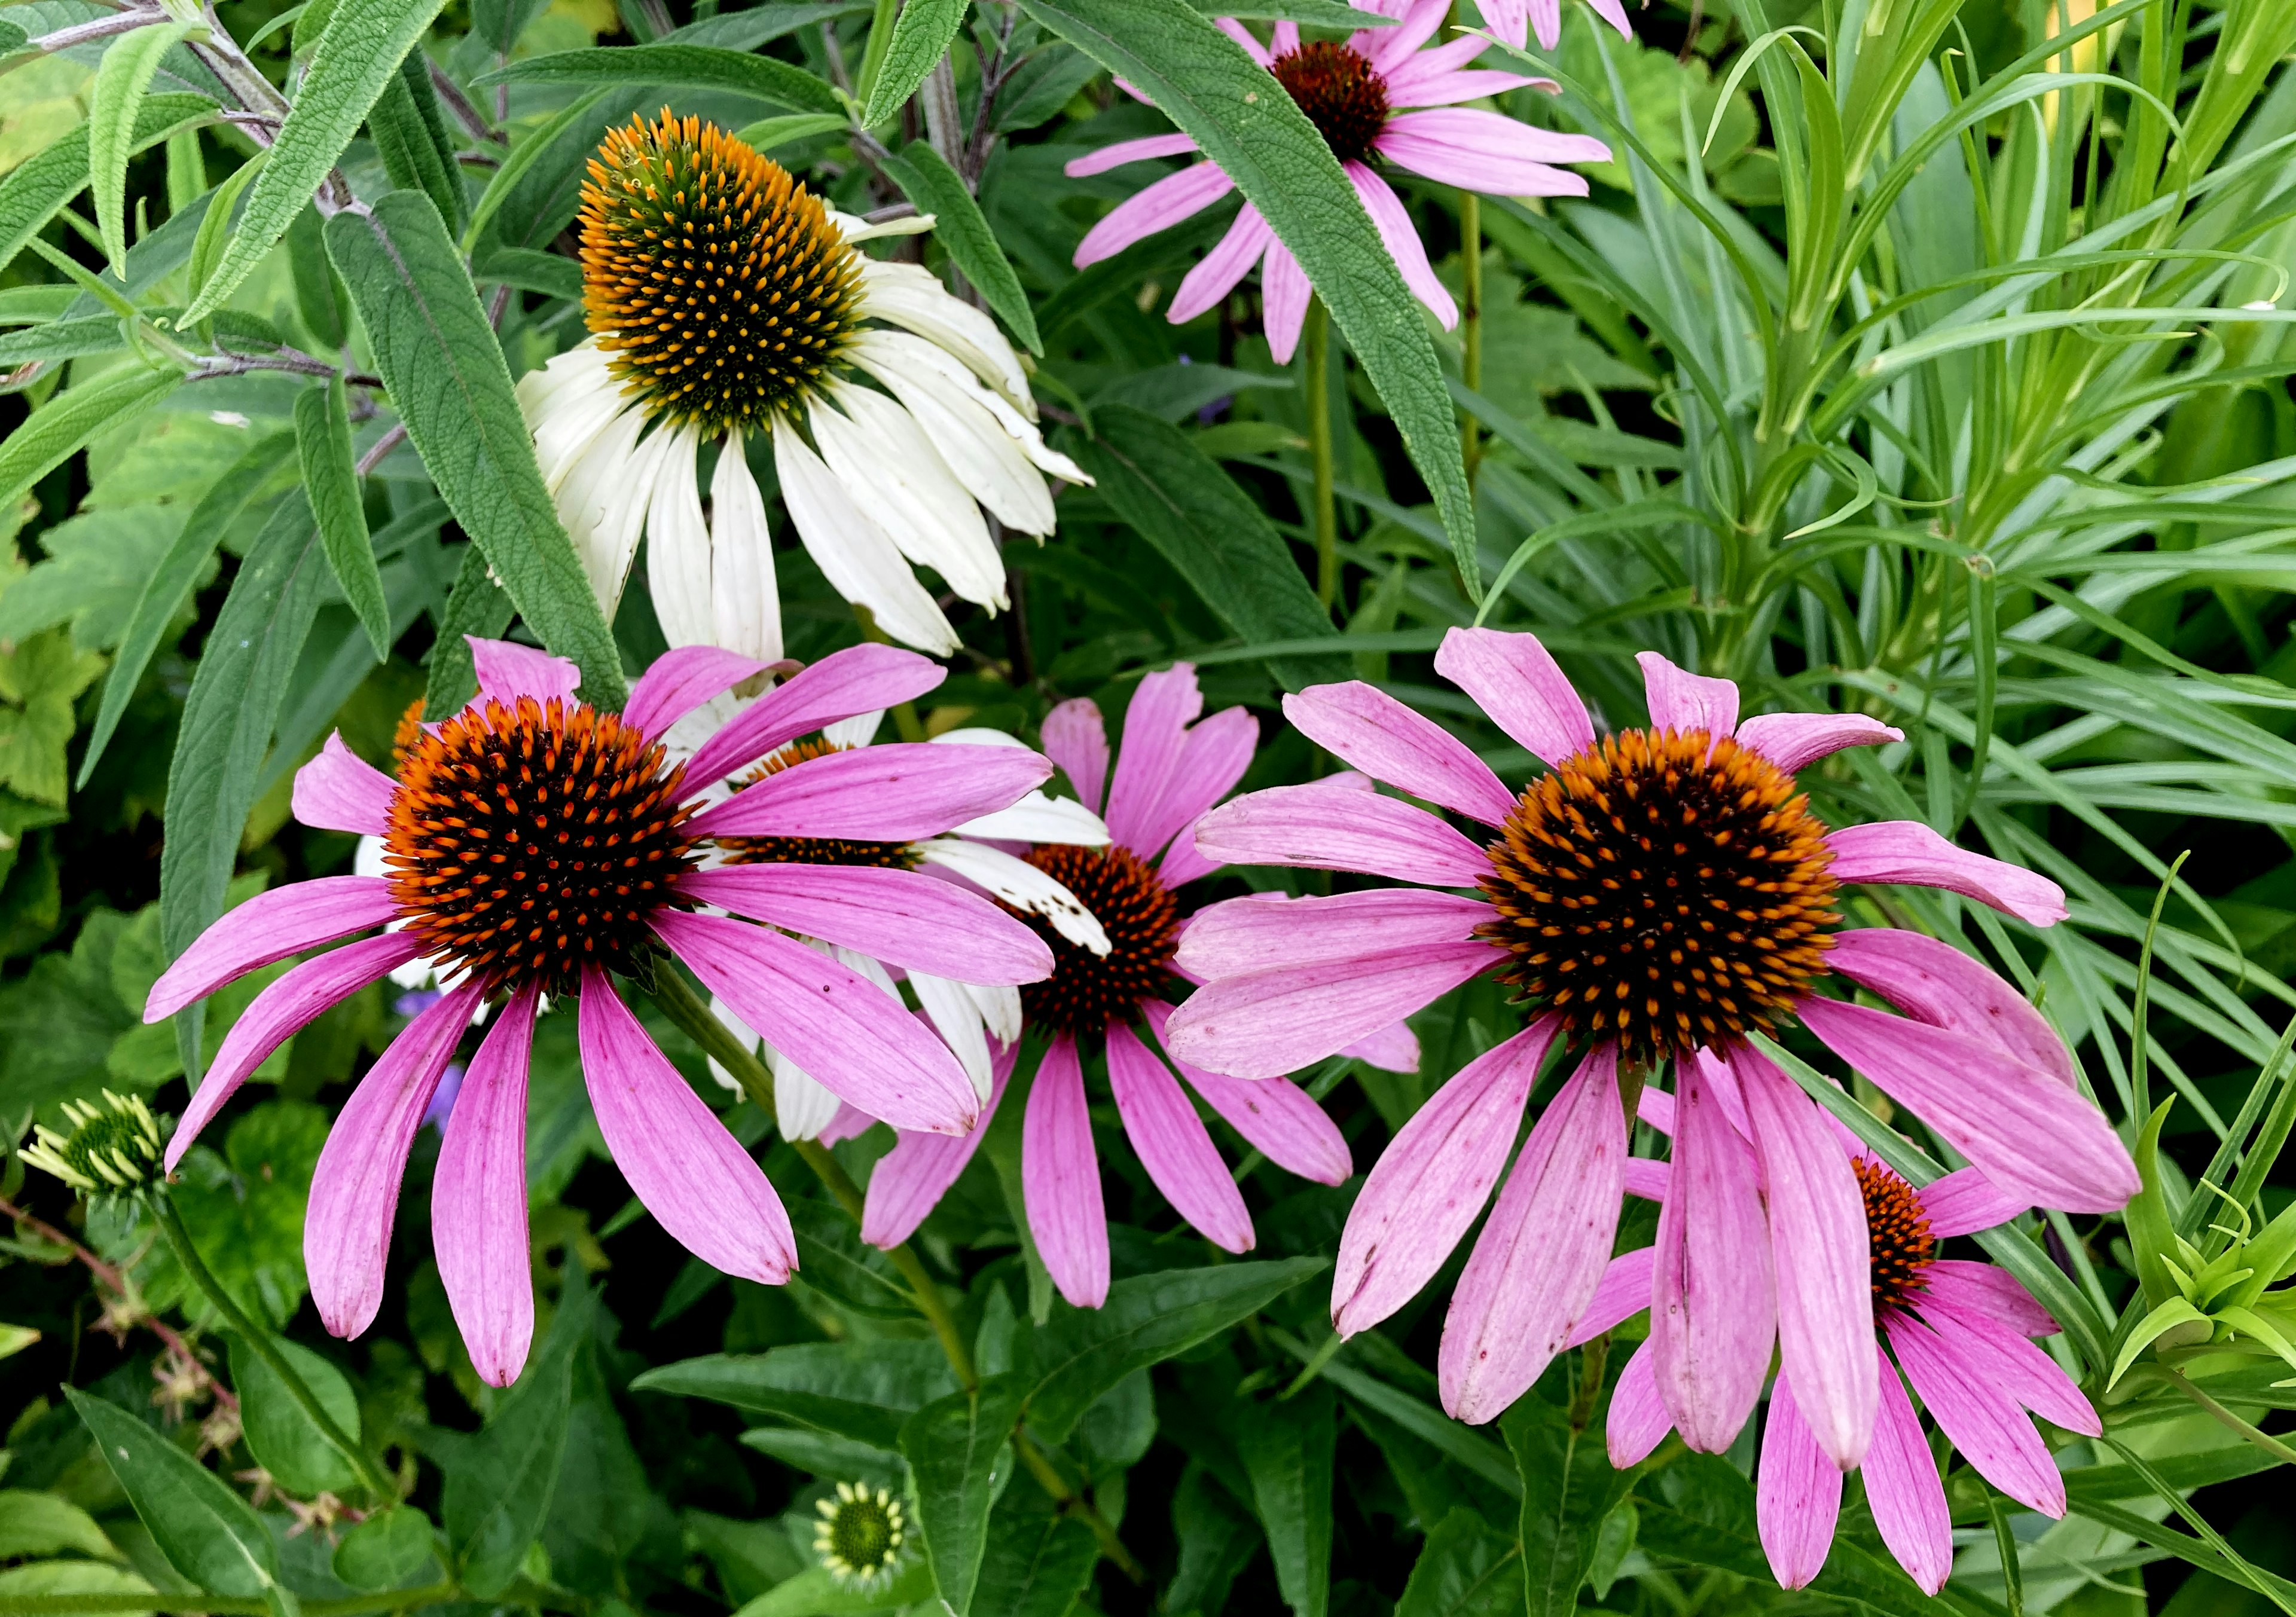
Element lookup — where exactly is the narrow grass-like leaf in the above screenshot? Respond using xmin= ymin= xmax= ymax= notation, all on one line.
xmin=181 ymin=0 xmax=452 ymax=323
xmin=326 ymin=191 xmax=626 ymax=705
xmin=88 ymin=19 xmax=201 ymax=273
xmin=472 ymin=45 xmax=840 ymax=115
xmin=881 ymin=142 xmax=1039 ymax=352
xmin=0 ymin=93 xmax=214 ymax=276
xmin=461 ymin=87 xmax=607 ymax=253
xmin=296 ymin=375 xmax=389 ymax=658
xmin=861 ymin=0 xmax=967 ymax=127
xmin=0 ymin=363 xmax=180 ymax=516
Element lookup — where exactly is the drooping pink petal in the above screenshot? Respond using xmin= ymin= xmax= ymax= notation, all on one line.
xmin=1106 ymin=1022 xmax=1254 ymax=1254
xmin=469 ymin=637 xmax=579 ymax=709
xmin=1733 ymin=1046 xmax=1877 ymax=1469
xmin=1213 ymin=16 xmax=1271 ymax=65
xmin=1919 ymin=1166 xmax=2027 ymax=1238
xmin=816 ymin=1101 xmax=877 ymax=1147
xmin=1885 ymin=1312 xmax=2066 ymax=1515
xmin=862 ymin=1044 xmax=1016 ymax=1248
xmin=1434 ymin=627 xmax=1594 ymax=768
xmin=1796 ymin=997 xmax=2137 ymax=1212
xmin=293 ymin=734 xmax=398 ymax=836
xmin=1651 ymin=1054 xmax=1775 ymax=1452
xmin=1164 ymin=940 xmax=1503 ymax=1080
xmin=1389 ymin=65 xmax=1553 ymax=108
xmin=1913 ymin=1288 xmax=2099 ymax=1436
xmin=1824 ymin=821 xmax=2068 ymax=926
xmin=1104 ymin=665 xmax=1203 ymax=851
xmin=1638 ymin=1086 xmax=1676 ymax=1134
xmin=1155 ymin=833 xmax=1226 ymax=892
xmin=1342 ymin=1020 xmax=1419 ymax=1073
xmin=1168 ymin=204 xmax=1274 ymax=325
xmin=1135 ymin=707 xmax=1257 ymax=864
xmin=1757 ymin=1377 xmax=1843 ymax=1590
xmin=1332 ymin=1020 xmax=1559 ymax=1337
xmin=1174 ymin=888 xmax=1488 ymax=980
xmin=1439 ymin=1045 xmax=1626 ymax=1423
xmin=1585 ymin=0 xmax=1634 ymax=40
xmin=1866 ymin=1349 xmax=1953 ymax=1594
xmin=1566 ymin=1246 xmax=1656 ymax=1348
xmin=1921 ymin=1258 xmax=2059 ymax=1337
xmin=685 ymin=643 xmax=948 ymax=787
xmin=435 ymin=983 xmax=541 ymax=1387
xmin=308 ymin=983 xmax=483 ymax=1338
xmin=1366 ymin=0 xmax=1448 ymax=72
xmin=1608 ymin=1338 xmax=1674 ymax=1466
xmin=164 ymin=933 xmax=428 ymax=1170
xmin=677 ymin=865 xmax=1052 ymax=985
xmin=652 ymin=910 xmax=977 ymax=1134
xmin=1636 ymin=651 xmax=1739 ymax=739
xmin=1344 ymin=163 xmax=1457 ymax=328
xmin=1024 ymin=1035 xmax=1109 ymax=1307
xmin=1073 ymin=161 xmax=1236 ymax=268
xmin=1375 ymin=109 xmax=1605 ymax=196
xmin=624 ymin=646 xmax=777 ymax=742
xmin=1145 ymin=1000 xmax=1350 ymax=1184
xmin=689 ymin=744 xmax=1052 ymax=843
xmin=1625 ymin=1157 xmax=1671 ymax=1200
xmin=578 ymin=965 xmax=796 ymax=1284
xmin=1270 ymin=20 xmax=1300 ymax=53
xmin=1384 ymin=35 xmax=1538 ymax=103
xmin=1064 ymin=131 xmax=1204 ymax=178
xmin=1733 ymin=711 xmax=1903 ymax=775
xmin=145 ymin=878 xmax=399 ymax=1020
xmin=1192 ymin=783 xmax=1491 ymax=885
xmin=1040 ymin=698 xmax=1109 ymax=814
xmin=1828 ymin=928 xmax=2072 ymax=1087
xmin=1263 ymin=238 xmax=1313 ymax=364
xmin=1281 ymin=682 xmax=1515 ymax=826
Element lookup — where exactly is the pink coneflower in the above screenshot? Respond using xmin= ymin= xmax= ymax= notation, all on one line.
xmin=145 ymin=637 xmax=1057 ymax=1385
xmin=1164 ymin=626 xmax=2138 ymax=1448
xmin=1483 ymin=0 xmax=1634 ymax=51
xmin=1063 ymin=0 xmax=1610 ymax=361
xmin=857 ymin=666 xmax=1376 ymax=1305
xmin=1588 ymin=1117 xmax=2094 ymax=1595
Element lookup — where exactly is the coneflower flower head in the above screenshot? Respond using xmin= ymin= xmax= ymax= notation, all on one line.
xmin=814 ymin=1482 xmax=906 ymax=1590
xmin=23 ymin=1092 xmax=166 ymax=1201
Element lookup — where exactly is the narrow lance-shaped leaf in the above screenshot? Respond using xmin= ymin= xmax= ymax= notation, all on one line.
xmin=0 ymin=93 xmax=215 ymax=275
xmin=1238 ymin=1384 xmax=1336 ymax=1617
xmin=0 ymin=363 xmax=181 ymax=518
xmin=88 ymin=19 xmax=202 ymax=272
xmin=181 ymin=0 xmax=453 ymax=323
xmin=68 ymin=1388 xmax=281 ymax=1598
xmin=881 ymin=140 xmax=1041 ymax=353
xmin=424 ymin=545 xmax=516 ymax=718
xmin=472 ymin=45 xmax=840 ymax=115
xmin=862 ymin=0 xmax=969 ymax=127
xmin=297 ymin=375 xmax=390 ymax=658
xmin=899 ymin=1373 xmax=1027 ymax=1615
xmin=369 ymin=54 xmax=466 ymax=238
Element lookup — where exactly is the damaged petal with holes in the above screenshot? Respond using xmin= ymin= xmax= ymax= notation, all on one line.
xmin=141 ymin=640 xmax=1050 ymax=1388
xmin=517 ymin=111 xmax=1090 ymax=661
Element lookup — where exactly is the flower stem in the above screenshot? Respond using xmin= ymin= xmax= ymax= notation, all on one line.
xmin=1303 ymin=295 xmax=1339 ymax=612
xmin=2165 ymin=1367 xmax=2296 ymax=1468
xmin=0 ymin=1584 xmax=461 ymax=1616
xmin=149 ymin=1196 xmax=397 ymax=1502
xmin=1460 ymin=187 xmax=1482 ymax=487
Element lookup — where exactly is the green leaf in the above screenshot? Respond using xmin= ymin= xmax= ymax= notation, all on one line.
xmin=861 ymin=0 xmax=967 ymax=127
xmin=963 ymin=1491 xmax=1097 ymax=1617
xmin=460 ymin=87 xmax=607 ymax=253
xmin=730 ymin=111 xmax=851 ymax=151
xmin=470 ymin=244 xmax=582 ymax=301
xmin=1015 ymin=0 xmax=1476 ymax=592
xmin=1396 ymin=1508 xmax=1523 ymax=1617
xmin=181 ymin=0 xmax=453 ymax=323
xmin=369 ymin=54 xmax=465 ymax=239
xmin=880 ymin=141 xmax=1040 ymax=354
xmin=786 ymin=1199 xmax=914 ymax=1319
xmin=78 ymin=429 xmax=295 ymax=787
xmin=187 ymin=149 xmax=267 ymax=307
xmin=157 ymin=491 xmax=331 ymax=1073
xmin=331 ymin=1506 xmax=436 ymax=1591
xmin=2127 ymin=1098 xmax=2184 ymax=1312
xmin=472 ymin=0 xmax=551 ymax=57
xmin=1183 ymin=0 xmax=1394 ymax=19
xmin=0 ymin=93 xmax=214 ymax=277
xmin=286 ymin=203 xmax=350 ymax=350
xmin=229 ymin=1333 xmax=362 ymax=1497
xmin=295 ymin=376 xmax=389 ymax=659
xmin=1503 ymin=1393 xmax=1632 ymax=1616
xmin=0 ymin=364 xmax=181 ymax=526
xmin=472 ymin=45 xmax=840 ymax=115
xmin=1067 ymin=405 xmax=1345 ymax=690
xmin=897 ymin=1373 xmax=1025 ymax=1615
xmin=66 ymin=1387 xmax=279 ymax=1598
xmin=2108 ymin=1296 xmax=2214 ymax=1389
xmin=87 ymin=20 xmax=201 ymax=273
xmin=0 ymin=315 xmax=130 ymax=367
xmin=632 ymin=1343 xmax=960 ymax=1450
xmin=1021 ymin=1257 xmax=1327 ymax=1442
xmin=1237 ymin=1383 xmax=1335 ymax=1617
xmin=423 ymin=542 xmax=516 ymax=718
xmin=441 ymin=1281 xmax=587 ymax=1600
xmin=735 ymin=1560 xmax=938 ymax=1616
xmin=325 ymin=191 xmax=626 ymax=706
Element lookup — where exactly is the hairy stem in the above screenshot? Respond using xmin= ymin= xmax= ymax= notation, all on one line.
xmin=1305 ymin=296 xmax=1338 ymax=610
xmin=2166 ymin=1368 xmax=2296 ymax=1468
xmin=1460 ymin=188 xmax=1482 ymax=485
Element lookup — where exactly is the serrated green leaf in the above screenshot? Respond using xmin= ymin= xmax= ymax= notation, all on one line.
xmin=1396 ymin=1508 xmax=1522 ymax=1617
xmin=965 ymin=1492 xmax=1097 ymax=1617
xmin=898 ymin=1374 xmax=1025 ymax=1615
xmin=181 ymin=0 xmax=452 ymax=323
xmin=1504 ymin=1393 xmax=1631 ymax=1616
xmin=67 ymin=1387 xmax=280 ymax=1598
xmin=369 ymin=52 xmax=465 ymax=237
xmin=1238 ymin=1383 xmax=1335 ymax=1617
xmin=230 ymin=1333 xmax=362 ymax=1497
xmin=325 ymin=191 xmax=625 ymax=706
xmin=861 ymin=0 xmax=967 ymax=127
xmin=1015 ymin=0 xmax=1476 ymax=593
xmin=88 ymin=20 xmax=201 ymax=273
xmin=0 ymin=363 xmax=180 ymax=518
xmin=0 ymin=93 xmax=213 ymax=276
xmin=295 ymin=375 xmax=389 ymax=658
xmin=461 ymin=86 xmax=608 ymax=253
xmin=0 ymin=315 xmax=128 ymax=367
xmin=633 ymin=1343 xmax=960 ymax=1450
xmin=880 ymin=140 xmax=1039 ymax=353
xmin=473 ymin=45 xmax=840 ymax=115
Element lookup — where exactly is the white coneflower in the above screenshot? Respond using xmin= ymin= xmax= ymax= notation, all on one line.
xmin=813 ymin=1482 xmax=906 ymax=1590
xmin=517 ymin=111 xmax=1089 ymax=659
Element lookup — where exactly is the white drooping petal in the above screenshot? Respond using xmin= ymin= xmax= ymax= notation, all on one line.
xmin=931 ymin=727 xmax=1028 ymax=748
xmin=811 ymin=385 xmax=1006 ymax=611
xmin=557 ymin=405 xmax=676 ymax=617
xmin=769 ymin=1043 xmax=844 ymax=1138
xmin=646 ymin=424 xmax=713 ymax=648
xmin=710 ymin=427 xmax=782 ymax=664
xmin=522 ymin=343 xmax=625 ymax=493
xmin=957 ymin=793 xmax=1111 ymax=845
xmin=966 ymin=980 xmax=1022 ymax=1044
xmin=850 ymin=329 xmax=1088 ymax=511
xmin=915 ymin=836 xmax=1111 ymax=954
xmin=772 ymin=412 xmax=959 ymax=655
xmin=704 ymin=992 xmax=764 ymax=1095
xmin=909 ymin=970 xmax=994 ymax=1102
xmin=860 ymin=260 xmax=1035 ymax=415
xmin=828 ymin=207 xmax=938 ymax=243
xmin=823 ymin=710 xmax=886 ymax=750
